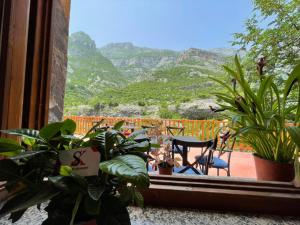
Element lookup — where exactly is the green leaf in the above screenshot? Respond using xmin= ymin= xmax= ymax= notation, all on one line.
xmin=133 ymin=190 xmax=144 ymax=208
xmin=0 ymin=138 xmax=23 ymax=152
xmin=287 ymin=126 xmax=300 ymax=149
xmin=70 ymin=193 xmax=82 ymax=225
xmin=113 ymin=121 xmax=125 ymax=131
xmin=59 ymin=165 xmax=73 ymax=176
xmin=118 ymin=187 xmax=133 ymax=205
xmin=40 ymin=122 xmax=63 ymax=141
xmin=0 ymin=129 xmax=40 ymax=140
xmin=99 ymin=155 xmax=149 ymax=187
xmin=284 ymin=63 xmax=300 ymax=98
xmin=0 ymin=185 xmax=59 ymax=217
xmin=122 ymin=141 xmax=150 ymax=152
xmin=150 ymin=143 xmax=160 ymax=148
xmin=87 ymin=183 xmax=105 ymax=201
xmin=48 ymin=175 xmax=87 ymax=193
xmin=61 ymin=119 xmax=77 ymax=135
xmin=22 ymin=137 xmax=36 ymax=147
xmin=10 ymin=150 xmax=48 ymax=161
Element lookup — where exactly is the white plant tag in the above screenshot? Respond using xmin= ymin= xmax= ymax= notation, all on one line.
xmin=59 ymin=147 xmax=100 ymax=176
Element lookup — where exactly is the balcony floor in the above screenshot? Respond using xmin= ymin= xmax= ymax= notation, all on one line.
xmin=150 ymin=148 xmax=257 ymax=179
xmin=188 ymin=148 xmax=256 ymax=179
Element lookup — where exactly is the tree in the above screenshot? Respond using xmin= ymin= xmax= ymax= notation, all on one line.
xmin=233 ymin=0 xmax=300 ymax=73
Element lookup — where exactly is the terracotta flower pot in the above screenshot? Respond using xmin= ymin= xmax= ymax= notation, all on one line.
xmin=253 ymin=154 xmax=294 ymax=182
xmin=158 ymin=166 xmax=173 ymax=175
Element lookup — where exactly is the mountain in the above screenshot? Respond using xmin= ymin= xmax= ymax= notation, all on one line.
xmin=64 ymin=31 xmax=232 ymax=118
xmin=175 ymin=48 xmax=225 ymax=72
xmin=65 ymin=32 xmax=126 ymax=107
xmin=209 ymin=48 xmax=246 ymax=57
xmin=100 ymin=42 xmax=179 ymax=78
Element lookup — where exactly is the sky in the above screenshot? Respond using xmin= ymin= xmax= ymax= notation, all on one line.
xmin=69 ymin=0 xmax=254 ymax=51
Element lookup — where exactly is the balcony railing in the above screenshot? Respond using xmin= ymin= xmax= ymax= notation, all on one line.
xmin=64 ymin=115 xmax=252 ymax=151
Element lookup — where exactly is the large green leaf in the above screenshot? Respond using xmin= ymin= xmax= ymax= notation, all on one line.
xmin=48 ymin=175 xmax=87 ymax=193
xmin=40 ymin=122 xmax=64 ymax=141
xmin=121 ymin=141 xmax=150 ymax=152
xmin=10 ymin=150 xmax=48 ymax=161
xmin=70 ymin=193 xmax=82 ymax=225
xmin=0 ymin=129 xmax=40 ymax=140
xmin=283 ymin=63 xmax=300 ymax=98
xmin=0 ymin=138 xmax=23 ymax=152
xmin=287 ymin=126 xmax=300 ymax=149
xmin=113 ymin=120 xmax=125 ymax=131
xmin=87 ymin=183 xmax=105 ymax=201
xmin=99 ymin=155 xmax=149 ymax=187
xmin=0 ymin=185 xmax=59 ymax=217
xmin=60 ymin=119 xmax=77 ymax=135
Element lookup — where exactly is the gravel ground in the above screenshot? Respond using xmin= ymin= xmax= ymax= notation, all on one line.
xmin=1 ymin=206 xmax=300 ymax=225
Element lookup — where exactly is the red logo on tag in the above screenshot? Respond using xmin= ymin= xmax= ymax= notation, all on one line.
xmin=71 ymin=150 xmax=86 ymax=166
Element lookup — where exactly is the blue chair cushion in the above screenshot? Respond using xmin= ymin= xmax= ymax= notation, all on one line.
xmin=197 ymin=156 xmax=228 ymax=169
xmin=172 ymin=145 xmax=183 ymax=154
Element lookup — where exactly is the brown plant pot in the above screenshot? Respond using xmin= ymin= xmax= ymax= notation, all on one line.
xmin=76 ymin=219 xmax=97 ymax=225
xmin=158 ymin=166 xmax=173 ymax=175
xmin=253 ymin=154 xmax=294 ymax=182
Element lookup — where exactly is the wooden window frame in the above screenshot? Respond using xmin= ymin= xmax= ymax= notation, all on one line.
xmin=142 ymin=174 xmax=300 ymax=216
xmin=0 ymin=0 xmax=299 ymax=217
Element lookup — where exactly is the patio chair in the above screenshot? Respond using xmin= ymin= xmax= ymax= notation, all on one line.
xmin=195 ymin=131 xmax=235 ymax=176
xmin=166 ymin=125 xmax=185 ymax=136
xmin=167 ymin=125 xmax=186 ymax=157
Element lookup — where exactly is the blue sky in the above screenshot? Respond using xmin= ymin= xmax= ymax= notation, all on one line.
xmin=69 ymin=0 xmax=254 ymax=50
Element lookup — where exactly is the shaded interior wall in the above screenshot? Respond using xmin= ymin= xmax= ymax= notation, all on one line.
xmin=48 ymin=0 xmax=70 ymax=122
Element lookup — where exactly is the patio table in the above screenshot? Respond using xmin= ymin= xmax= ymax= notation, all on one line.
xmin=171 ymin=136 xmax=213 ymax=174
xmin=171 ymin=136 xmax=200 ymax=165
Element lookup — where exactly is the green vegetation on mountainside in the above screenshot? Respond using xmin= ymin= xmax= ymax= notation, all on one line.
xmin=89 ymin=66 xmax=226 ymax=106
xmin=65 ymin=32 xmax=126 ymax=107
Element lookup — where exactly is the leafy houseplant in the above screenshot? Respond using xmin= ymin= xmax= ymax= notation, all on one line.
xmin=0 ymin=119 xmax=150 ymax=225
xmin=211 ymin=56 xmax=300 ymax=181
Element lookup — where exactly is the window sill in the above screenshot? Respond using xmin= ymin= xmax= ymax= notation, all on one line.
xmin=141 ymin=174 xmax=300 ymax=216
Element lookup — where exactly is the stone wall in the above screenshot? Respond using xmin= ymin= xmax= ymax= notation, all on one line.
xmin=48 ymin=0 xmax=70 ymax=122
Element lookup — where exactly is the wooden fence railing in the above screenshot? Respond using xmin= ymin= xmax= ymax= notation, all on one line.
xmin=64 ymin=115 xmax=252 ymax=151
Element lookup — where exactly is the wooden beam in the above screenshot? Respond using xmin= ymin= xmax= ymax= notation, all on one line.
xmin=22 ymin=0 xmax=53 ymax=129
xmin=141 ymin=175 xmax=300 ymax=216
xmin=22 ymin=0 xmax=70 ymax=129
xmin=0 ymin=0 xmax=31 ymax=132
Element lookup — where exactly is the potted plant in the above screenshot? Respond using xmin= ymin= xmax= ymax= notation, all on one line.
xmin=211 ymin=56 xmax=300 ymax=182
xmin=151 ymin=143 xmax=180 ymax=175
xmin=0 ymin=119 xmax=150 ymax=224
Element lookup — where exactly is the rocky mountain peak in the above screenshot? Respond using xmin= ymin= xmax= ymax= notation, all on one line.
xmin=101 ymin=42 xmax=135 ymax=50
xmin=176 ymin=47 xmax=224 ymax=65
xmin=68 ymin=32 xmax=96 ymax=56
